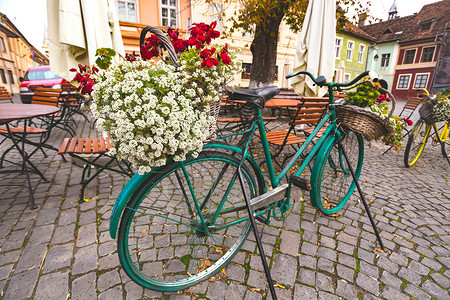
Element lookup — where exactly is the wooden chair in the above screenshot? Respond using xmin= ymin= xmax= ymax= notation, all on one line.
xmin=0 ymin=86 xmax=13 ymax=103
xmin=0 ymin=88 xmax=64 ymax=166
xmin=60 ymin=82 xmax=90 ymax=124
xmin=256 ymin=97 xmax=329 ymax=167
xmin=58 ymin=137 xmax=134 ymax=202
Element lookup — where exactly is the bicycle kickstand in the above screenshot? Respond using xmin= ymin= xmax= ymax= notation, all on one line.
xmin=237 ymin=168 xmax=278 ymax=300
xmin=338 ymin=141 xmax=385 ymax=251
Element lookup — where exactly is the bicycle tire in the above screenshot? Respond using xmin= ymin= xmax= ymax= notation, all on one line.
xmin=117 ymin=151 xmax=262 ymax=291
xmin=310 ymin=129 xmax=364 ymax=215
xmin=404 ymin=119 xmax=431 ymax=167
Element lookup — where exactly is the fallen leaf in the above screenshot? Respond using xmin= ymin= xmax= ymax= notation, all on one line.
xmin=374 ymin=248 xmax=385 ymax=253
xmin=275 ymin=282 xmax=285 ymax=289
xmin=365 ymin=178 xmax=371 ymax=182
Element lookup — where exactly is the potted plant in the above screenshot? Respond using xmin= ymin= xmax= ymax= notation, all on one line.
xmin=70 ymin=22 xmax=241 ymax=174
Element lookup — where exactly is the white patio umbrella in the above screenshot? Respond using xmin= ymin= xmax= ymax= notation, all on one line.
xmin=47 ymin=0 xmax=125 ymax=81
xmin=290 ymin=0 xmax=336 ymax=96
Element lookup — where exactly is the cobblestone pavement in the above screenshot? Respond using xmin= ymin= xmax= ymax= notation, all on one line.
xmin=0 ymin=107 xmax=448 ymax=299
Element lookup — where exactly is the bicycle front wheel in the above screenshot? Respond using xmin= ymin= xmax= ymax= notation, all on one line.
xmin=439 ymin=121 xmax=450 ymax=158
xmin=310 ymin=129 xmax=364 ymax=215
xmin=404 ymin=119 xmax=431 ymax=167
xmin=117 ymin=151 xmax=262 ymax=291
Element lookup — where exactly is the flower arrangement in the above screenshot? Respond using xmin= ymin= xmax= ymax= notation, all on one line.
xmin=427 ymin=91 xmax=450 ymax=121
xmin=71 ymin=22 xmax=241 ymax=174
xmin=344 ymin=79 xmax=412 ymax=149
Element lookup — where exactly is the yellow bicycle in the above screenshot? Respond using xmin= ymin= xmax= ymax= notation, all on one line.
xmin=404 ymin=88 xmax=450 ymax=167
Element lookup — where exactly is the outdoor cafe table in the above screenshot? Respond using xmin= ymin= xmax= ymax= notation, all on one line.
xmin=0 ymin=104 xmax=59 ymax=209
xmin=265 ymin=98 xmax=302 ymax=119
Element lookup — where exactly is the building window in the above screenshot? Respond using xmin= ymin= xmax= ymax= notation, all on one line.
xmin=242 ymin=63 xmax=251 ymax=79
xmin=117 ymin=0 xmax=137 ymax=23
xmin=421 ymin=47 xmax=435 ymax=63
xmin=0 ymin=37 xmax=5 ymax=52
xmin=209 ymin=3 xmax=223 ymax=32
xmin=344 ymin=73 xmax=350 ymax=83
xmin=346 ymin=41 xmax=354 ymax=61
xmin=161 ymin=0 xmax=177 ymax=27
xmin=414 ymin=74 xmax=429 ymax=89
xmin=7 ymin=70 xmax=14 ymax=84
xmin=335 ymin=38 xmax=343 ymax=59
xmin=397 ymin=74 xmax=410 ymax=89
xmin=403 ymin=49 xmax=416 ymax=64
xmin=358 ymin=44 xmax=366 ymax=63
xmin=0 ymin=69 xmax=6 ymax=84
xmin=381 ymin=54 xmax=390 ymax=67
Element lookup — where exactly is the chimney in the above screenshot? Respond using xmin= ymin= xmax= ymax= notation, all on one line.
xmin=358 ymin=14 xmax=366 ymax=27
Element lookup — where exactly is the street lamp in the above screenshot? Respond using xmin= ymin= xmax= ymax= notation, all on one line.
xmin=374 ymin=54 xmax=379 ymax=61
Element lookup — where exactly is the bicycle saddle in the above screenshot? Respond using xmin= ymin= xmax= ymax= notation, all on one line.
xmin=224 ymin=86 xmax=280 ymax=107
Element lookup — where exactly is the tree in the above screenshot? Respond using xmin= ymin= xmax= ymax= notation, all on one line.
xmin=207 ymin=0 xmax=369 ymax=88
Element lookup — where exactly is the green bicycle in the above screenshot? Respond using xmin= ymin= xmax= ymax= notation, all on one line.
xmin=109 ymin=70 xmax=383 ymax=294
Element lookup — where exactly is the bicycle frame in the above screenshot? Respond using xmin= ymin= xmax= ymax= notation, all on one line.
xmin=110 ymin=71 xmax=370 ymax=238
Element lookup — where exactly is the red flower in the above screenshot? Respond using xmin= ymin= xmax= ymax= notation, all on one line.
xmin=376 ymin=94 xmax=391 ymax=103
xmin=125 ymin=52 xmax=137 ymax=62
xmin=219 ymin=44 xmax=231 ymax=65
xmin=200 ymin=48 xmax=219 ymax=67
xmin=172 ymin=39 xmax=186 ymax=53
xmin=403 ymin=118 xmax=413 ymax=126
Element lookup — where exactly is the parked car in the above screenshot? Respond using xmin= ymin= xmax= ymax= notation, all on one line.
xmin=19 ymin=66 xmax=68 ymax=104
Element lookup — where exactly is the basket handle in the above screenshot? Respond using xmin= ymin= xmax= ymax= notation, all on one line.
xmin=377 ymin=86 xmax=396 ymax=121
xmin=347 ymin=81 xmax=396 ymax=122
xmin=139 ymin=26 xmax=179 ymax=69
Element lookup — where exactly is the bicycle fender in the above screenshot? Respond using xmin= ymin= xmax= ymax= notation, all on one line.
xmin=109 ymin=173 xmax=149 ymax=239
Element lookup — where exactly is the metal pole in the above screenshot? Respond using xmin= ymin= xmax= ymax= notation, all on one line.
xmin=237 ymin=168 xmax=277 ymax=300
xmin=338 ymin=140 xmax=384 ymax=250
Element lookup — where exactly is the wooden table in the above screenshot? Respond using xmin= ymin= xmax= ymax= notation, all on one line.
xmin=0 ymin=104 xmax=60 ymax=209
xmin=264 ymin=98 xmax=302 ymax=108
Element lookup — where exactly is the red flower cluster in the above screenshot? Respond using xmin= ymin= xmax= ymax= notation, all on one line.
xmin=376 ymin=94 xmax=391 ymax=103
xmin=140 ymin=21 xmax=231 ymax=68
xmin=140 ymin=34 xmax=163 ymax=60
xmin=125 ymin=51 xmax=137 ymax=62
xmin=402 ymin=117 xmax=413 ymax=126
xmin=70 ymin=64 xmax=98 ymax=95
xmin=185 ymin=21 xmax=220 ymax=50
xmin=167 ymin=27 xmax=186 ymax=53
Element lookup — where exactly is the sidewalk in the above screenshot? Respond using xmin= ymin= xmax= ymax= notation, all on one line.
xmin=0 ymin=110 xmax=448 ymax=299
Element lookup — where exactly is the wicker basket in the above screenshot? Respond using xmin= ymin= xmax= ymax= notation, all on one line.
xmin=139 ymin=26 xmax=221 ymax=139
xmin=335 ymin=85 xmax=395 ymax=140
xmin=418 ymin=101 xmax=450 ymax=124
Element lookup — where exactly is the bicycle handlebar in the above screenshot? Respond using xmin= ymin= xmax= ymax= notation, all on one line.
xmin=285 ymin=70 xmax=370 ymax=88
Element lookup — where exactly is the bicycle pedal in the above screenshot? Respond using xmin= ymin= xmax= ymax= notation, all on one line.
xmin=290 ymin=175 xmax=311 ymax=191
xmin=255 ymin=215 xmax=267 ymax=223
xmin=250 ymin=184 xmax=288 ymax=210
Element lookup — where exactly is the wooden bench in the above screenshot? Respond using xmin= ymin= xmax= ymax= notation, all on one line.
xmin=256 ymin=97 xmax=329 ymax=167
xmin=58 ymin=137 xmax=134 ymax=202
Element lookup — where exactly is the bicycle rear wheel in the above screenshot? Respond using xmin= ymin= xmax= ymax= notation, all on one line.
xmin=310 ymin=129 xmax=364 ymax=215
xmin=404 ymin=119 xmax=431 ymax=167
xmin=117 ymin=151 xmax=262 ymax=291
